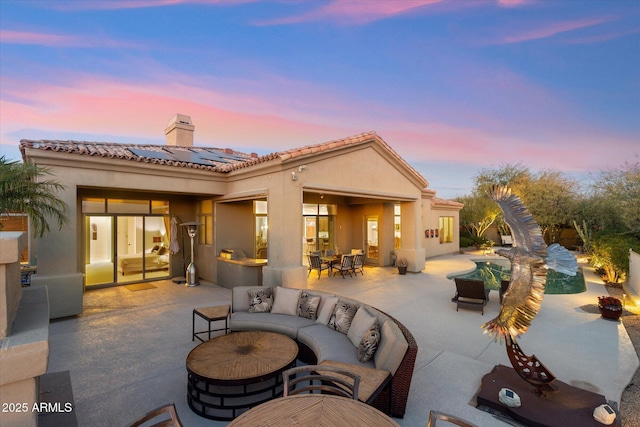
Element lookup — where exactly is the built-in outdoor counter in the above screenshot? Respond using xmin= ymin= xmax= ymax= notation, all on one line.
xmin=216 ymin=256 xmax=267 ymax=289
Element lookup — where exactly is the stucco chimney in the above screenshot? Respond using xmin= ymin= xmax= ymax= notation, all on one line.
xmin=165 ymin=114 xmax=194 ymax=147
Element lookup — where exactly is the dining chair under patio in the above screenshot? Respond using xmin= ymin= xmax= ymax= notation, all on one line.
xmin=352 ymin=253 xmax=364 ymax=276
xmin=308 ymin=254 xmax=329 ymax=279
xmin=332 ymin=254 xmax=355 ymax=278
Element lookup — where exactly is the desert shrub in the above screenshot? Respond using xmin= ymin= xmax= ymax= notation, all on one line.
xmin=460 ymin=236 xmax=475 ymax=248
xmin=589 ymin=233 xmax=640 ymax=283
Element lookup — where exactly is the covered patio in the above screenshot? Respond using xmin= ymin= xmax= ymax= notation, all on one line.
xmin=45 ymin=251 xmax=639 ymax=426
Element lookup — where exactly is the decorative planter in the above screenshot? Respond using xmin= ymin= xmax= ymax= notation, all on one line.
xmin=398 ymin=267 xmax=407 ymax=275
xmin=598 ymin=305 xmax=622 ymax=321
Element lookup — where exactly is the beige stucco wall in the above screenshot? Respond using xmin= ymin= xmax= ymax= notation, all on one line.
xmin=218 ymin=143 xmax=428 ymax=274
xmin=22 ymin=149 xmax=228 ymax=317
xmin=23 ymin=136 xmax=459 ymax=300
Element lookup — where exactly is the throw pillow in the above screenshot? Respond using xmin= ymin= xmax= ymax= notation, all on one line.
xmin=328 ymin=301 xmax=358 ymax=334
xmin=271 ymin=287 xmax=302 ymax=316
xmin=315 ymin=296 xmax=339 ymax=325
xmin=298 ymin=291 xmax=321 ymax=320
xmin=347 ymin=306 xmax=378 ymax=347
xmin=358 ymin=322 xmax=380 ymax=362
xmin=247 ymin=288 xmax=273 ymax=313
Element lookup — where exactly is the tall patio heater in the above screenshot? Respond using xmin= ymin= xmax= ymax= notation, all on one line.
xmin=182 ymin=222 xmax=199 ymax=287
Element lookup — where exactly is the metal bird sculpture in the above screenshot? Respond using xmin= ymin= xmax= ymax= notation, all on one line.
xmin=482 ymin=185 xmax=578 ymax=395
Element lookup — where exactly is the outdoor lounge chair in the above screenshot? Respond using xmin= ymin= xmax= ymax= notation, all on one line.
xmin=308 ymin=254 xmax=329 ymax=279
xmin=332 ymin=254 xmax=355 ymax=278
xmin=283 ymin=365 xmax=360 ymax=400
xmin=452 ymin=278 xmax=490 ymax=314
xmin=501 ymin=235 xmax=513 ymax=246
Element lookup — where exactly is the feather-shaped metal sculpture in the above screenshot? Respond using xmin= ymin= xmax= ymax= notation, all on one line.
xmin=482 ymin=185 xmax=577 ymax=343
xmin=482 ymin=185 xmax=578 ymax=395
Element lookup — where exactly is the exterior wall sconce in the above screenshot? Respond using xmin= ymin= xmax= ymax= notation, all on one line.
xmin=292 ymin=165 xmax=306 ymax=181
xmin=181 ymin=222 xmax=199 ymax=287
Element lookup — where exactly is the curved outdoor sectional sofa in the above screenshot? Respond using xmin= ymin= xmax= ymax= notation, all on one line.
xmin=230 ymin=285 xmax=418 ymax=418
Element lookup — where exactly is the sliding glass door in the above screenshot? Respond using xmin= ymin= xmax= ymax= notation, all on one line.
xmin=85 ymin=216 xmax=114 ymax=286
xmin=84 ymin=211 xmax=170 ymax=287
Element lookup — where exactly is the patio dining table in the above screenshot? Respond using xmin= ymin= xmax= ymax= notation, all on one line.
xmin=321 ymin=255 xmax=341 ymax=270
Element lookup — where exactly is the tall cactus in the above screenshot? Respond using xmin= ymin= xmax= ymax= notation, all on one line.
xmin=573 ymin=220 xmax=592 ymax=254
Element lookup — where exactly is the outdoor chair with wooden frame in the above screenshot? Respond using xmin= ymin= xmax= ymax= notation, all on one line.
xmin=282 ymin=365 xmax=361 ymax=400
xmin=332 ymin=254 xmax=355 ymax=278
xmin=125 ymin=402 xmax=183 ymax=427
xmin=452 ymin=278 xmax=490 ymax=314
xmin=307 ymin=254 xmax=329 ymax=279
xmin=352 ymin=253 xmax=365 ymax=276
xmin=427 ymin=410 xmax=478 ymax=427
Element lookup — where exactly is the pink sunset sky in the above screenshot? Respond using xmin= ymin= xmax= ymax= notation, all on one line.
xmin=1 ymin=0 xmax=638 ymax=198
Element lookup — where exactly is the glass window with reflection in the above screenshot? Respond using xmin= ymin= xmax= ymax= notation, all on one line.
xmin=255 ymin=200 xmax=268 ymax=259
xmin=439 ymin=216 xmax=454 ymax=244
xmin=198 ymin=200 xmax=213 ymax=245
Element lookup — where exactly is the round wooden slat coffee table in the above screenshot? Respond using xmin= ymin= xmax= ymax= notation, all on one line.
xmin=186 ymin=330 xmax=298 ymax=421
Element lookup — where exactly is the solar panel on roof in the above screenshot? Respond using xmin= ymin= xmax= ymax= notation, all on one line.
xmin=196 ymin=153 xmax=231 ymax=163
xmin=162 ymin=149 xmax=203 ymax=164
xmin=128 ymin=148 xmax=172 ymax=161
xmin=203 ymin=149 xmax=248 ymax=161
xmin=128 ymin=147 xmax=248 ymax=167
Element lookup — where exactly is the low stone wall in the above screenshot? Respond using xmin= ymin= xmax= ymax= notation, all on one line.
xmin=0 ymin=232 xmax=50 ymax=427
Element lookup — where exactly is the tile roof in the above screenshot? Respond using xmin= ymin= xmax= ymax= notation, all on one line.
xmin=19 ymin=132 xmax=428 ymax=188
xmin=19 ymin=140 xmax=258 ymax=172
xmin=432 ymin=197 xmax=464 ymax=209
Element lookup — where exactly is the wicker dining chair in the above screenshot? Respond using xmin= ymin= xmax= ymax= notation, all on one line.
xmin=125 ymin=402 xmax=183 ymax=427
xmin=283 ymin=365 xmax=361 ymax=400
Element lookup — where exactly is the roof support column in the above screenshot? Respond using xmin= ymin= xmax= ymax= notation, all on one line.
xmin=399 ymin=200 xmax=425 ymax=273
xmin=261 ymin=173 xmax=307 ymax=287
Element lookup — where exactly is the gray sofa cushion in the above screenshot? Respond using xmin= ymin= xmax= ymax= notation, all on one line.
xmin=374 ymin=319 xmax=409 ymax=375
xmin=230 ymin=312 xmax=315 ymax=339
xmin=298 ymin=324 xmax=375 ymax=369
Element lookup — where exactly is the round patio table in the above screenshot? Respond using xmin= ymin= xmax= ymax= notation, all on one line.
xmin=186 ymin=330 xmax=298 ymax=421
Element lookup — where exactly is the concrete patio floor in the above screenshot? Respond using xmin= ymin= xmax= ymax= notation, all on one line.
xmin=46 ymin=251 xmax=639 ymax=426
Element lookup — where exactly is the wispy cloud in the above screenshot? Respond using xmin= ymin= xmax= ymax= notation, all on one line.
xmin=564 ymin=27 xmax=640 ymax=45
xmin=43 ymin=0 xmax=244 ymax=11
xmin=256 ymin=0 xmax=443 ymax=26
xmin=0 ymin=29 xmax=140 ymax=48
xmin=496 ymin=0 xmax=529 ymax=7
xmin=0 ymin=74 xmax=352 ymax=153
xmin=2 ymin=70 xmax=635 ymax=181
xmin=497 ymin=16 xmax=613 ymax=44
